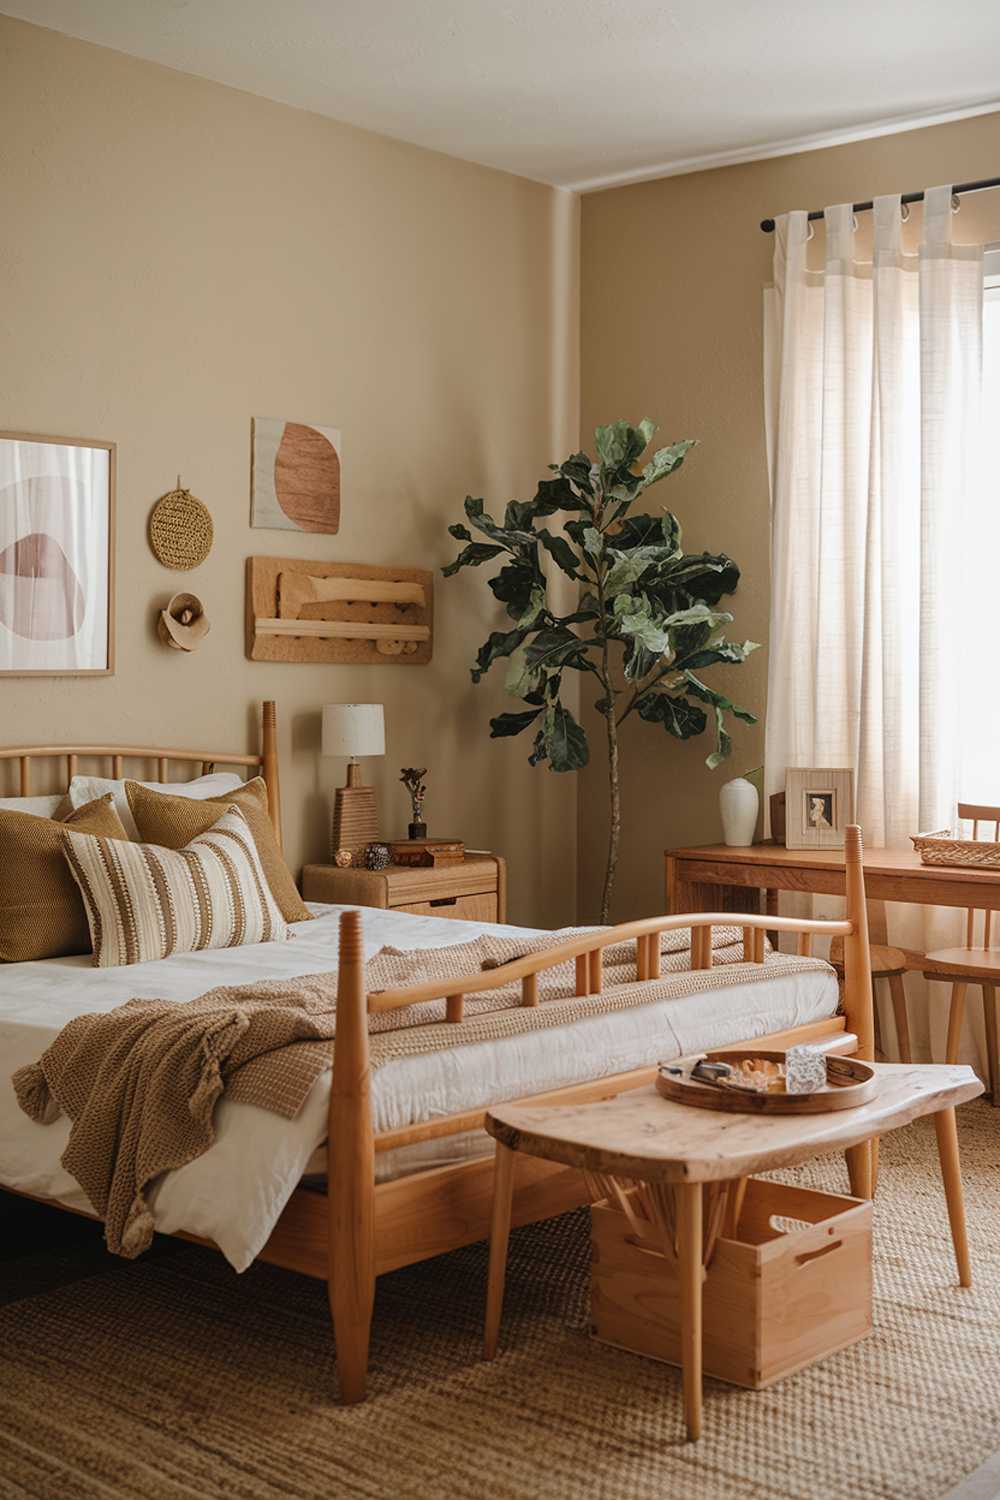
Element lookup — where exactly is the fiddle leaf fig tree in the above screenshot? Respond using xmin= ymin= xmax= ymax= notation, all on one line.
xmin=443 ymin=420 xmax=759 ymax=922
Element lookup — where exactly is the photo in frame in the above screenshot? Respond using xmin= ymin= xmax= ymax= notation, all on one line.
xmin=784 ymin=767 xmax=854 ymax=849
xmin=0 ymin=432 xmax=115 ymax=676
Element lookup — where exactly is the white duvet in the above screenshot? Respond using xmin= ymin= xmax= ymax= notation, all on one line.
xmin=0 ymin=903 xmax=838 ymax=1271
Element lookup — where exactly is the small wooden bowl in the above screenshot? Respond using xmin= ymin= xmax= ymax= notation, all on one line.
xmin=655 ymin=1050 xmax=877 ymax=1114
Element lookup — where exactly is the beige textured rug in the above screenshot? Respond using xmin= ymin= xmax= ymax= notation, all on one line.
xmin=2 ymin=1103 xmax=999 ymax=1500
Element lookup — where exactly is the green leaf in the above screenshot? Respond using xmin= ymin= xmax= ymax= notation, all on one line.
xmin=490 ymin=708 xmax=543 ymax=738
xmin=470 ymin=626 xmax=529 ymax=684
xmin=594 ymin=421 xmax=633 ymax=469
xmin=551 ymin=453 xmax=595 ymax=500
xmin=541 ymin=701 xmax=589 ymax=772
xmin=504 ymin=645 xmax=543 ymax=698
xmin=582 ymin=526 xmax=604 ymax=560
xmin=533 ymin=475 xmax=585 ymax=513
xmin=448 ymin=522 xmax=473 ymax=541
xmin=464 ymin=496 xmax=533 ymax=552
xmin=536 ymin=527 xmax=581 ymax=580
xmin=524 ymin=627 xmax=590 ymax=673
xmin=683 ymin=672 xmax=757 ymax=769
xmin=488 ymin=560 xmax=545 ymax=621
xmin=604 ymin=545 xmax=663 ymax=596
xmin=595 ymin=420 xmax=655 ymax=471
xmin=640 ymin=439 xmax=696 ymax=488
xmin=612 ymin=596 xmax=671 ymax=655
xmin=637 ymin=693 xmax=708 ymax=739
xmin=441 ymin=541 xmax=505 ymax=577
xmin=610 ymin=512 xmax=681 ymax=555
xmin=683 ymin=672 xmax=758 ymax=724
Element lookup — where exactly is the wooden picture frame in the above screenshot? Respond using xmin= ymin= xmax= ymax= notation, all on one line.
xmin=0 ymin=431 xmax=116 ymax=676
xmin=784 ymin=767 xmax=854 ymax=849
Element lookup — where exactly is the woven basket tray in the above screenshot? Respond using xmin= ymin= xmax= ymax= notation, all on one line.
xmin=911 ymin=830 xmax=1000 ymax=869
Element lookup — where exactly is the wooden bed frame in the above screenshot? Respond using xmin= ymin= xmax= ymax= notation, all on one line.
xmin=1 ymin=701 xmax=876 ymax=1404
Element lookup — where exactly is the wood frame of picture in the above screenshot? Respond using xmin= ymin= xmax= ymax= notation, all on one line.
xmin=784 ymin=767 xmax=855 ymax=849
xmin=0 ymin=430 xmax=116 ymax=677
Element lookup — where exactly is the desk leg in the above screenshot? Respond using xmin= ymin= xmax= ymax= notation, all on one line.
xmin=933 ymin=1107 xmax=972 ymax=1288
xmin=676 ymin=1181 xmax=704 ymax=1442
xmin=765 ymin=888 xmax=779 ymax=951
xmin=484 ymin=1143 xmax=516 ymax=1358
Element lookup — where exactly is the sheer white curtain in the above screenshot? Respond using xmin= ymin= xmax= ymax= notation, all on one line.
xmin=763 ymin=185 xmax=985 ymax=1067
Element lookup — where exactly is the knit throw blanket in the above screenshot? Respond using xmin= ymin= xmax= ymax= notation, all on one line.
xmin=12 ymin=924 xmax=826 ymax=1259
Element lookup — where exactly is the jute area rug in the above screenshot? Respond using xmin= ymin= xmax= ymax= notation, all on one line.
xmin=1 ymin=1102 xmax=999 ymax=1500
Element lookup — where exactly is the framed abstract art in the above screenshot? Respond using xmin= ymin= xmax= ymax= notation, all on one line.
xmin=251 ymin=416 xmax=341 ymax=534
xmin=0 ymin=431 xmax=115 ymax=676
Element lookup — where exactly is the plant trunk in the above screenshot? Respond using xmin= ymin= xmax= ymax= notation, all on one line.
xmin=600 ymin=703 xmax=621 ymax=924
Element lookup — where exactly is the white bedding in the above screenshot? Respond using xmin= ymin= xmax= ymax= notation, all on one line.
xmin=0 ymin=903 xmax=838 ymax=1272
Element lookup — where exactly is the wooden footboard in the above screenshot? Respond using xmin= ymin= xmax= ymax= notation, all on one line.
xmin=322 ymin=825 xmax=874 ymax=1403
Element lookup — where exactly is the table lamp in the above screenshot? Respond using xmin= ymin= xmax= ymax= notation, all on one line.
xmin=322 ymin=703 xmax=385 ymax=861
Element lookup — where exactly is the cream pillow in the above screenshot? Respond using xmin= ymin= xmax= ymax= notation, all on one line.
xmin=67 ymin=770 xmax=243 ymax=839
xmin=62 ymin=806 xmax=291 ymax=968
xmin=0 ymin=794 xmax=64 ymax=818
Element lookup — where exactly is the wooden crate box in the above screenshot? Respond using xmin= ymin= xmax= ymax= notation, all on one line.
xmin=591 ymin=1177 xmax=872 ymax=1389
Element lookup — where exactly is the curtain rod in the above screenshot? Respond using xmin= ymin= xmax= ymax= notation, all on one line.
xmin=759 ymin=175 xmax=1000 ymax=233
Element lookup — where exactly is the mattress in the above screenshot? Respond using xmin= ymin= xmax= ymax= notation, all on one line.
xmin=0 ymin=903 xmax=838 ymax=1271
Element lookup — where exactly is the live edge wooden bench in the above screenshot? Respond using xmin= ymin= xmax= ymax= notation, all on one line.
xmin=483 ymin=1062 xmax=982 ymax=1442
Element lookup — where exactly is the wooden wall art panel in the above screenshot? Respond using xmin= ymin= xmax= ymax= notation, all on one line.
xmin=246 ymin=556 xmax=433 ymax=666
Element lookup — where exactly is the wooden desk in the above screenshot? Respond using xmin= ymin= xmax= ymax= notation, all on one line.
xmin=665 ymin=843 xmax=1000 ymax=965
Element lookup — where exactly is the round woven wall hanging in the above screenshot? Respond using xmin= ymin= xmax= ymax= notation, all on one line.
xmin=148 ymin=483 xmax=214 ymax=570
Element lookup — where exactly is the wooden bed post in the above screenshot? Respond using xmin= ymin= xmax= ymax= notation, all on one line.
xmin=328 ymin=909 xmax=375 ymax=1404
xmin=261 ymin=700 xmax=283 ymax=851
xmin=842 ymin=825 xmax=877 ymax=1198
xmin=842 ymin=825 xmax=875 ymax=1061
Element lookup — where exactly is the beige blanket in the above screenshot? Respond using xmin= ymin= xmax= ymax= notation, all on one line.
xmin=12 ymin=924 xmax=823 ymax=1258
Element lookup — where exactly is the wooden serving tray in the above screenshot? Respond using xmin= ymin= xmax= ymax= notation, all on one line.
xmin=655 ymin=1050 xmax=877 ymax=1114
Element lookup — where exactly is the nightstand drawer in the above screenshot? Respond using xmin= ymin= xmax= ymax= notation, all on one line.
xmin=393 ymin=892 xmax=498 ymax=923
xmin=302 ymin=854 xmax=506 ymax=923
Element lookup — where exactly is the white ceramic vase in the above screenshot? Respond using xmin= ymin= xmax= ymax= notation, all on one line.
xmin=719 ymin=776 xmax=759 ymax=847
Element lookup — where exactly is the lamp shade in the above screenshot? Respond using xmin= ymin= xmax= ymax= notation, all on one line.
xmin=322 ymin=703 xmax=385 ymax=759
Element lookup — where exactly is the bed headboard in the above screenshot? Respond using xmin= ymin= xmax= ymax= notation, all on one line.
xmin=0 ymin=699 xmax=283 ymax=849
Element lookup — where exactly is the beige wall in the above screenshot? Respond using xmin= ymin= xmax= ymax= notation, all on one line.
xmin=0 ymin=17 xmax=580 ymax=927
xmin=579 ymin=112 xmax=1000 ymax=922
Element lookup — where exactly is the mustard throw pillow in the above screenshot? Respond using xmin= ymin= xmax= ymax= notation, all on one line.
xmin=124 ymin=777 xmax=311 ymax=924
xmin=0 ymin=793 xmax=131 ymax=962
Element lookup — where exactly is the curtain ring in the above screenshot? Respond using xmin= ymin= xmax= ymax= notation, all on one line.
xmin=900 ymin=202 xmax=910 ymax=222
xmin=951 ymin=192 xmax=961 ymax=213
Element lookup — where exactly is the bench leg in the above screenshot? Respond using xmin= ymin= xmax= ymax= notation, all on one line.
xmin=933 ymin=1107 xmax=972 ymax=1288
xmin=484 ymin=1142 xmax=516 ymax=1359
xmin=677 ymin=1181 xmax=704 ymax=1442
xmin=845 ymin=1140 xmax=873 ymax=1198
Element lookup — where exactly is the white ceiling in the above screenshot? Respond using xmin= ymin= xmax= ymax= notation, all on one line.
xmin=6 ymin=0 xmax=1000 ymax=190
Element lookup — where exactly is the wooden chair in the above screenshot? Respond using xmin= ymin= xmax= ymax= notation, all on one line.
xmin=829 ymin=900 xmax=911 ymax=1063
xmin=922 ymin=802 xmax=1000 ymax=1102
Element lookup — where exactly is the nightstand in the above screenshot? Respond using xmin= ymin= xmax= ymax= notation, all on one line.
xmin=302 ymin=853 xmax=507 ymax=924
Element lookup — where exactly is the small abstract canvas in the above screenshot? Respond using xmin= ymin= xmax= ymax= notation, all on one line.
xmin=0 ymin=433 xmax=115 ymax=676
xmin=251 ymin=417 xmax=342 ymax=534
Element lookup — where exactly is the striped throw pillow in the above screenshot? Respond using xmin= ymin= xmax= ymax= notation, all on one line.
xmin=62 ymin=806 xmax=291 ymax=968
